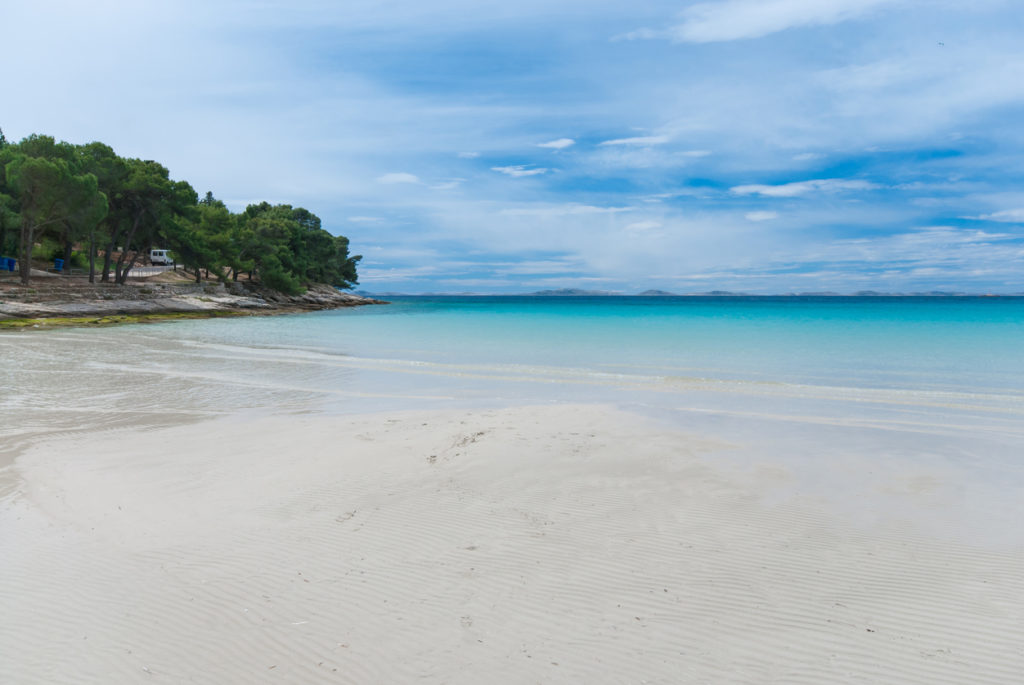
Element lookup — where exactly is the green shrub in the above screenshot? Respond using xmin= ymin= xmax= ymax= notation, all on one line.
xmin=31 ymin=237 xmax=61 ymax=260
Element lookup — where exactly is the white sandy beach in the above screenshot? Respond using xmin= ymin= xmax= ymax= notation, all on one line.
xmin=8 ymin=0 xmax=1024 ymax=681
xmin=2 ymin=402 xmax=1022 ymax=684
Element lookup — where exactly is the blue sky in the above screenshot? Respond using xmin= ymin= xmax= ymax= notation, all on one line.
xmin=7 ymin=0 xmax=1024 ymax=293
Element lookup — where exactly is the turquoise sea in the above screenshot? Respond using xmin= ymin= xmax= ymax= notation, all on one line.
xmin=5 ymin=295 xmax=1024 ymax=421
xmin=4 ymin=294 xmax=1023 ymax=432
xmin=3 ymin=295 xmax=1024 ymax=537
xmin=267 ymin=295 xmax=1024 ymax=393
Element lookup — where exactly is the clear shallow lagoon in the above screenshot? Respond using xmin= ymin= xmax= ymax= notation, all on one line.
xmin=127 ymin=295 xmax=1024 ymax=405
xmin=285 ymin=295 xmax=1024 ymax=393
xmin=4 ymin=294 xmax=1024 ymax=438
xmin=3 ymin=295 xmax=1024 ymax=539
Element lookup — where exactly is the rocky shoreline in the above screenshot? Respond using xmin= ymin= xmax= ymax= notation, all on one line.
xmin=0 ymin=275 xmax=385 ymax=325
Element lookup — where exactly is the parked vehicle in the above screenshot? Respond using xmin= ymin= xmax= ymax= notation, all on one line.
xmin=149 ymin=249 xmax=173 ymax=266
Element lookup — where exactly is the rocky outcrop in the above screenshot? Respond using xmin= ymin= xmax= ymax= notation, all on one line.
xmin=0 ymin=279 xmax=385 ymax=321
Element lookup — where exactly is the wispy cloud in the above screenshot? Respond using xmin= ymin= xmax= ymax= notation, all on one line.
xmin=624 ymin=0 xmax=897 ymax=44
xmin=357 ymin=265 xmax=442 ymax=282
xmin=613 ymin=28 xmax=665 ymax=42
xmin=970 ymin=209 xmax=1024 ymax=223
xmin=430 ymin=178 xmax=465 ymax=190
xmin=599 ymin=135 xmax=670 ymax=146
xmin=625 ymin=220 xmax=662 ymax=232
xmin=500 ymin=204 xmax=632 ymax=217
xmin=731 ymin=179 xmax=879 ymax=197
xmin=489 ymin=258 xmax=588 ymax=276
xmin=9 ymin=0 xmax=1024 ymax=293
xmin=377 ymin=172 xmax=421 ymax=184
xmin=492 ymin=165 xmax=549 ymax=177
xmin=810 ymin=226 xmax=1016 ymax=264
xmin=537 ymin=138 xmax=575 ymax=149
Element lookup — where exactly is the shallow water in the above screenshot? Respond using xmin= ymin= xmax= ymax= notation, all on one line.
xmin=4 ymin=296 xmax=1024 ymax=433
xmin=2 ymin=295 xmax=1024 ymax=541
xmin=159 ymin=295 xmax=1024 ymax=391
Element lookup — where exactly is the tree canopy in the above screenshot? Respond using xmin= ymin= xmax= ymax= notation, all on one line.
xmin=0 ymin=132 xmax=360 ymax=290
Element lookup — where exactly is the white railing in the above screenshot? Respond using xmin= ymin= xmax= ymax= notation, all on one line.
xmin=125 ymin=265 xmax=178 ymax=277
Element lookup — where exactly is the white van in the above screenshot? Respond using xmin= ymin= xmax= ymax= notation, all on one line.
xmin=149 ymin=249 xmax=172 ymax=265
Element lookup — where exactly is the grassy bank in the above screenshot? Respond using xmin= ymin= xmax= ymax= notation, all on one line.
xmin=0 ymin=311 xmax=248 ymax=330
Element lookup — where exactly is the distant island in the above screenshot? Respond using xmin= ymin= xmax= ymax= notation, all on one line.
xmin=525 ymin=288 xmax=620 ymax=296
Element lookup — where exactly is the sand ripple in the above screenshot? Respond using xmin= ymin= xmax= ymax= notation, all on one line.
xmin=3 ymin=405 xmax=1022 ymax=684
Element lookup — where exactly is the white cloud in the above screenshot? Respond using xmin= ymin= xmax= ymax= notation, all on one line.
xmin=682 ymin=149 xmax=712 ymax=157
xmin=669 ymin=0 xmax=895 ymax=43
xmin=377 ymin=172 xmax=421 ymax=184
xmin=971 ymin=209 xmax=1024 ymax=223
xmin=613 ymin=27 xmax=666 ymax=42
xmin=625 ymin=220 xmax=662 ymax=232
xmin=537 ymin=138 xmax=575 ymax=149
xmin=490 ymin=258 xmax=588 ymax=276
xmin=431 ymin=178 xmax=464 ymax=190
xmin=357 ymin=265 xmax=442 ymax=282
xmin=9 ymin=0 xmax=1024 ymax=294
xmin=492 ymin=165 xmax=548 ymax=177
xmin=745 ymin=211 xmax=779 ymax=221
xmin=813 ymin=47 xmax=1024 ymax=142
xmin=500 ymin=204 xmax=632 ymax=217
xmin=731 ymin=178 xmax=879 ymax=197
xmin=810 ymin=226 xmax=1017 ymax=266
xmin=599 ymin=135 xmax=670 ymax=146
xmin=376 ymin=173 xmax=461 ymax=190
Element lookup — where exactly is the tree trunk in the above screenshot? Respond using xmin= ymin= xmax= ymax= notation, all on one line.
xmin=195 ymin=268 xmax=201 ymax=283
xmin=116 ymin=250 xmax=143 ymax=285
xmin=101 ymin=233 xmax=116 ymax=282
xmin=113 ymin=213 xmax=143 ymax=283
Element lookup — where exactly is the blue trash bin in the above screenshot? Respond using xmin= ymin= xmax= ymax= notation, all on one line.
xmin=54 ymin=258 xmax=65 ymax=271
xmin=2 ymin=257 xmax=14 ymax=272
